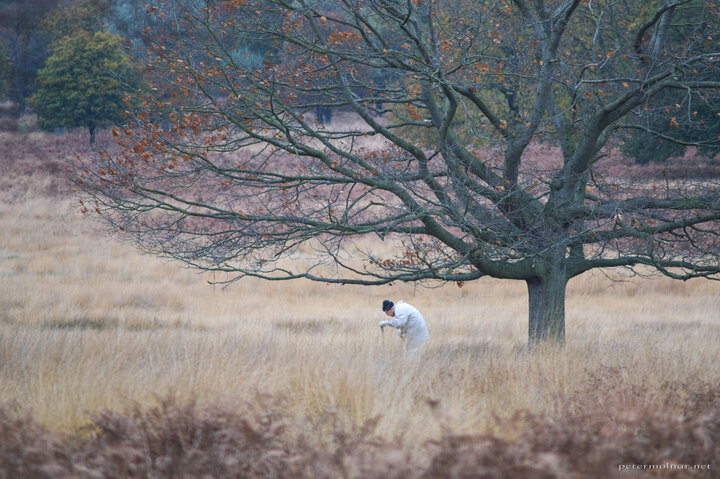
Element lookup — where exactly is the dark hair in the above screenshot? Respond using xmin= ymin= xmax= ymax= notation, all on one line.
xmin=382 ymin=300 xmax=394 ymax=312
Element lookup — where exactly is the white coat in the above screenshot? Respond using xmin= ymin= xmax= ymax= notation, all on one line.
xmin=381 ymin=301 xmax=429 ymax=351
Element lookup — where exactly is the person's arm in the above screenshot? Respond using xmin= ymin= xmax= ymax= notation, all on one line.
xmin=379 ymin=312 xmax=408 ymax=329
xmin=387 ymin=308 xmax=409 ymax=329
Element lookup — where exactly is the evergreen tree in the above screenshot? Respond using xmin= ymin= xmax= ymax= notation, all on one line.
xmin=30 ymin=30 xmax=137 ymax=143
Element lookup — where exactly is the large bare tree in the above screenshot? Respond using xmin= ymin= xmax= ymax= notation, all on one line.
xmin=79 ymin=0 xmax=720 ymax=343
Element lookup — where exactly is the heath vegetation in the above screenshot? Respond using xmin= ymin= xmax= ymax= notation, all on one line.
xmin=0 ymin=130 xmax=719 ymax=477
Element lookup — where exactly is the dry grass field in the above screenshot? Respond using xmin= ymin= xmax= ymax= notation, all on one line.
xmin=1 ymin=131 xmax=719 ymax=477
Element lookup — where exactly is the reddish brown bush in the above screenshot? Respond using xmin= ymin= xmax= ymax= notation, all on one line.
xmin=0 ymin=387 xmax=717 ymax=478
xmin=0 ymin=406 xmax=74 ymax=478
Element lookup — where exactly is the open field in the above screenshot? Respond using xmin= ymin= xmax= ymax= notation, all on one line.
xmin=1 ymin=131 xmax=719 ymax=477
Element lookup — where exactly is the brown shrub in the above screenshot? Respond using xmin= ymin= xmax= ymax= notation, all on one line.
xmin=0 ymin=406 xmax=74 ymax=478
xmin=0 ymin=386 xmax=717 ymax=478
xmin=76 ymin=397 xmax=295 ymax=478
xmin=420 ymin=389 xmax=718 ymax=479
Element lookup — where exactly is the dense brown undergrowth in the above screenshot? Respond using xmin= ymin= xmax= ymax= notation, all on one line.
xmin=1 ymin=382 xmax=717 ymax=479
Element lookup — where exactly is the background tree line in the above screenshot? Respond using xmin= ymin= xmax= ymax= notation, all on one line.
xmin=0 ymin=0 xmax=718 ymax=163
xmin=0 ymin=0 xmax=287 ymax=142
xmin=0 ymin=0 xmax=151 ymax=141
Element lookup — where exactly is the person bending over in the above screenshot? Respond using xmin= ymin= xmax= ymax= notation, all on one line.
xmin=378 ymin=299 xmax=429 ymax=352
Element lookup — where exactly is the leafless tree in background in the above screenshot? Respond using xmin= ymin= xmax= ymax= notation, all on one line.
xmin=78 ymin=0 xmax=720 ymax=343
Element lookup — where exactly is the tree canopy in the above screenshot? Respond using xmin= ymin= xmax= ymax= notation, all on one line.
xmin=30 ymin=30 xmax=137 ymax=143
xmin=78 ymin=0 xmax=720 ymax=343
xmin=0 ymin=0 xmax=157 ymax=121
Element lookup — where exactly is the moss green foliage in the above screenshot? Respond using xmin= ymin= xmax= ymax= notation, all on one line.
xmin=30 ymin=30 xmax=136 ymax=142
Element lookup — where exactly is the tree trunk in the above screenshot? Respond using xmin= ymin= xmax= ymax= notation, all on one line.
xmin=526 ymin=256 xmax=567 ymax=344
xmin=88 ymin=125 xmax=96 ymax=144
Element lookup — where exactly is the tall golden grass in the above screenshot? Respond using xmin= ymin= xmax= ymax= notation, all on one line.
xmin=1 ymin=131 xmax=719 ymax=476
